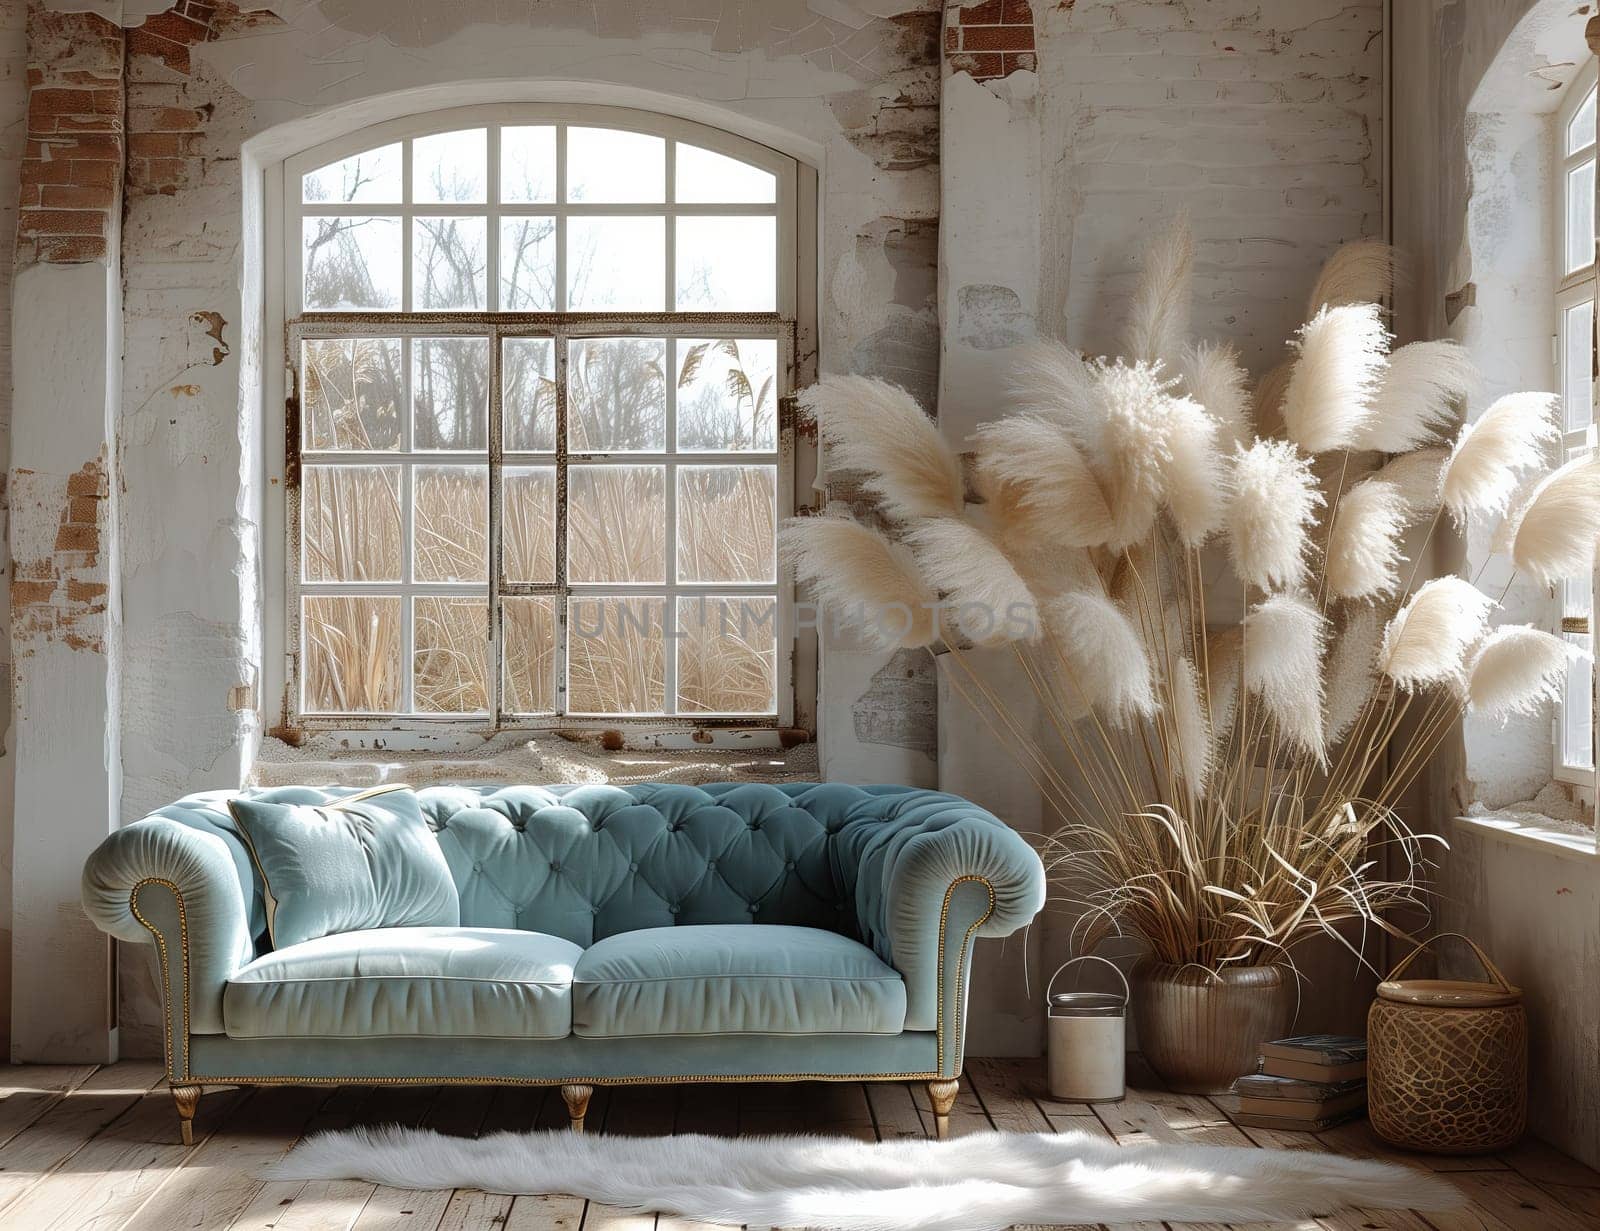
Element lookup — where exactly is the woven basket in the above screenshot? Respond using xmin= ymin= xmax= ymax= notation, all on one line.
xmin=1368 ymin=933 xmax=1526 ymax=1154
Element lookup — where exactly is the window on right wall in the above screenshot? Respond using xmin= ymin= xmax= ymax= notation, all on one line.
xmin=1554 ymin=63 xmax=1599 ymax=787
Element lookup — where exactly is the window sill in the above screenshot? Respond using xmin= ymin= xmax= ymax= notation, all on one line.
xmin=1453 ymin=811 xmax=1598 ymax=861
xmin=251 ymin=729 xmax=818 ymax=790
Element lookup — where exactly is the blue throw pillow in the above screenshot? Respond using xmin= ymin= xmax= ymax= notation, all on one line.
xmin=227 ymin=786 xmax=459 ymax=950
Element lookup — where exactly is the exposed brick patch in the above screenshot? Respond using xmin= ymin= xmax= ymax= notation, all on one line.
xmin=126 ymin=3 xmax=234 ymax=196
xmin=10 ymin=456 xmax=111 ymax=655
xmin=126 ymin=2 xmax=218 ymax=76
xmin=16 ymin=6 xmax=124 ymax=265
xmin=947 ymin=0 xmax=1037 ymax=82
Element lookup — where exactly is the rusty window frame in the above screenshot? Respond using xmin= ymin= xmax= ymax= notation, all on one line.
xmin=273 ymin=104 xmax=812 ymax=736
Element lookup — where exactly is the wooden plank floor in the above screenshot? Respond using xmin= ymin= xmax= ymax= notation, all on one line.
xmin=0 ymin=1057 xmax=1593 ymax=1230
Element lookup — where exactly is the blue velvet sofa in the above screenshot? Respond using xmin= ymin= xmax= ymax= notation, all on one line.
xmin=81 ymin=782 xmax=1045 ymax=1142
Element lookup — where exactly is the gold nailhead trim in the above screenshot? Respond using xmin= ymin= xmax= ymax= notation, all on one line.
xmin=935 ymin=875 xmax=996 ymax=1075
xmin=129 ymin=877 xmax=191 ymax=1082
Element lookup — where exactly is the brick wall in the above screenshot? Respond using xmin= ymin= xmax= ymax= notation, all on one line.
xmin=16 ymin=6 xmax=123 ymax=265
xmin=946 ymin=0 xmax=1036 ymax=83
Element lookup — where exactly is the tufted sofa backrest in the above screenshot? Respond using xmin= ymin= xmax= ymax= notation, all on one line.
xmin=137 ymin=782 xmax=1007 ymax=953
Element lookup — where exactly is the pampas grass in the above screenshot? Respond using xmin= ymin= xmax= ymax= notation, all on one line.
xmin=1439 ymin=392 xmax=1560 ymax=523
xmin=1170 ymin=656 xmax=1213 ymax=796
xmin=1307 ymin=238 xmax=1399 ymax=313
xmin=1008 ymin=339 xmax=1097 ymax=426
xmin=1465 ymin=625 xmax=1579 ymax=718
xmin=1225 ymin=439 xmax=1323 ymax=590
xmin=1245 ymin=592 xmax=1330 ymax=762
xmin=972 ymin=416 xmax=1116 ymax=547
xmin=1358 ymin=340 xmax=1477 ymax=453
xmin=780 ymin=512 xmax=938 ymax=648
xmin=1281 ymin=303 xmax=1389 ymax=452
xmin=1325 ymin=606 xmax=1380 ymax=745
xmin=1373 ymin=447 xmax=1447 ymax=521
xmin=1325 ymin=478 xmax=1409 ymax=600
xmin=1181 ymin=340 xmax=1253 ymax=450
xmin=1381 ymin=576 xmax=1495 ymax=691
xmin=1500 ymin=453 xmax=1600 ymax=586
xmin=905 ymin=518 xmax=1037 ymax=646
xmin=1125 ymin=216 xmax=1194 ymax=370
xmin=1088 ymin=361 xmax=1179 ymax=551
xmin=784 ymin=216 xmax=1579 ymax=980
xmin=1162 ymin=396 xmax=1227 ymax=547
xmin=800 ymin=375 xmax=963 ymax=523
xmin=1046 ymin=591 xmax=1157 ymax=723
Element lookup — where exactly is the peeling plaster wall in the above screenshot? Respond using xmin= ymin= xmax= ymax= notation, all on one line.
xmin=1392 ymin=0 xmax=1600 ymax=1169
xmin=1 ymin=0 xmax=942 ymax=1055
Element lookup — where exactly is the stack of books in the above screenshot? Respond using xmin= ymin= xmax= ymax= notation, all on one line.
xmin=1228 ymin=1034 xmax=1368 ymax=1131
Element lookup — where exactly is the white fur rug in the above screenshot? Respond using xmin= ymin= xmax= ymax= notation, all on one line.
xmin=263 ymin=1126 xmax=1462 ymax=1229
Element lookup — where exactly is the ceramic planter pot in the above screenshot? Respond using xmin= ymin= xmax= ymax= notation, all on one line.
xmin=1130 ymin=960 xmax=1294 ymax=1093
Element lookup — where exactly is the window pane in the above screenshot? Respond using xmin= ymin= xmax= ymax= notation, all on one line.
xmin=567 ymin=596 xmax=665 ymax=713
xmin=303 ymin=142 xmax=401 ymax=204
xmin=1563 ymin=298 xmax=1594 ymax=432
xmin=302 ymin=595 xmax=400 ymax=713
xmin=1563 ymin=572 xmax=1594 ymax=770
xmin=569 ymin=465 xmax=664 ymax=583
xmin=675 ymin=142 xmax=776 ymax=204
xmin=414 ymin=596 xmax=489 ymax=714
xmin=412 ymin=336 xmax=489 ymax=450
xmin=567 ymin=216 xmax=664 ymax=310
xmin=675 ymin=216 xmax=776 ymax=310
xmin=677 ymin=465 xmax=776 ymax=584
xmin=302 ymin=216 xmax=401 ymax=311
xmin=413 ymin=128 xmax=486 ymax=203
xmin=567 ymin=127 xmax=664 ymax=203
xmin=504 ymin=466 xmax=556 ymax=584
xmin=301 ymin=338 xmax=402 ymax=451
xmin=413 ymin=216 xmax=487 ymax=310
xmin=504 ymin=596 xmax=557 ymax=713
xmin=676 ymin=338 xmax=778 ymax=451
xmin=677 ymin=595 xmax=777 ymax=714
xmin=414 ymin=465 xmax=487 ymax=583
xmin=568 ymin=336 xmax=665 ymax=451
xmin=301 ymin=464 xmax=401 ymax=582
xmin=1570 ymin=85 xmax=1597 ymax=155
xmin=503 ymin=337 xmax=556 ymax=451
xmin=499 ymin=216 xmax=556 ymax=311
xmin=1567 ymin=158 xmax=1595 ymax=273
xmin=502 ymin=125 xmax=556 ymax=204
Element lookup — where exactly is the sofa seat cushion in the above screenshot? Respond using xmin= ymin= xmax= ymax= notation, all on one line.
xmin=572 ymin=924 xmax=906 ymax=1038
xmin=223 ymin=926 xmax=582 ymax=1040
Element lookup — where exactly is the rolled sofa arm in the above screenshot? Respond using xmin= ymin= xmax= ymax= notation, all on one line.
xmin=854 ymin=795 xmax=1045 ymax=1073
xmin=82 ymin=817 xmax=255 ymax=1074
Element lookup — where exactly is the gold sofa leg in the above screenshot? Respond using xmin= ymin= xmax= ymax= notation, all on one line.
xmin=927 ymin=1078 xmax=960 ymax=1140
xmin=561 ymin=1083 xmax=594 ymax=1133
xmin=171 ymin=1085 xmax=203 ymax=1146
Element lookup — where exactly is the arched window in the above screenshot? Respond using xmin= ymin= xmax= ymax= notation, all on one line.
xmin=1555 ymin=67 xmax=1598 ymax=782
xmin=273 ymin=106 xmax=804 ymax=729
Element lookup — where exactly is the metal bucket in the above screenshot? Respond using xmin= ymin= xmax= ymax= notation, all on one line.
xmin=1045 ymin=956 xmax=1129 ymax=1103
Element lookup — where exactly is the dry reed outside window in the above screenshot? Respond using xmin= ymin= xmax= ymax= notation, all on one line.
xmin=281 ymin=107 xmax=801 ymax=727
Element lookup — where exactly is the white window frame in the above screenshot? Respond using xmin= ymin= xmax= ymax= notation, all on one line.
xmin=261 ymin=103 xmax=817 ymax=738
xmin=1553 ymin=62 xmax=1599 ymax=791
